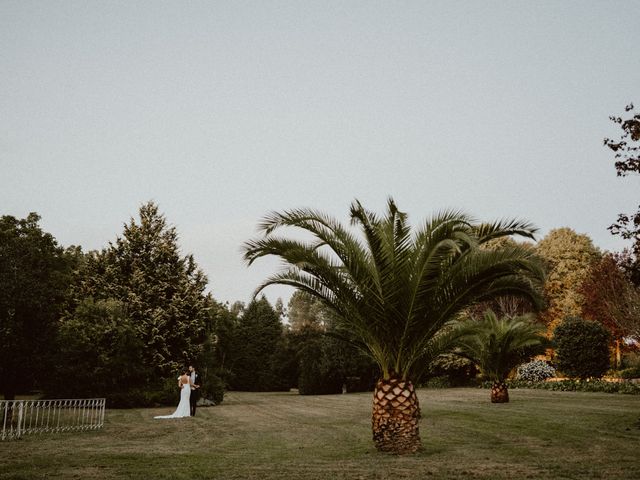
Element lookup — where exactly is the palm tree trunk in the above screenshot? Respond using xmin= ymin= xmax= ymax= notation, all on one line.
xmin=490 ymin=381 xmax=509 ymax=403
xmin=371 ymin=376 xmax=421 ymax=454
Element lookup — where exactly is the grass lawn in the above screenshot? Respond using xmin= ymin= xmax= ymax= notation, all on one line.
xmin=1 ymin=388 xmax=639 ymax=479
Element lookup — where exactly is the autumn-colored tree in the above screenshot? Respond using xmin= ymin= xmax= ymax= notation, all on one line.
xmin=535 ymin=228 xmax=601 ymax=333
xmin=580 ymin=254 xmax=637 ymax=367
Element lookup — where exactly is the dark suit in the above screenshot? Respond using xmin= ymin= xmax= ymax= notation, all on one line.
xmin=189 ymin=371 xmax=199 ymax=416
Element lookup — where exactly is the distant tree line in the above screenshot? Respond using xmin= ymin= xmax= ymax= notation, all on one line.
xmin=2 ymin=203 xmax=639 ymax=406
xmin=1 ymin=103 xmax=638 ymax=407
xmin=0 ymin=203 xmax=377 ymax=406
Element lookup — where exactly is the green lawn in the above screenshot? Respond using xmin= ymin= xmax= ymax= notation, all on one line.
xmin=2 ymin=388 xmax=638 ymax=479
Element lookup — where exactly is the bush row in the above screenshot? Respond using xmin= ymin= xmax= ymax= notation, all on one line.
xmin=481 ymin=379 xmax=640 ymax=395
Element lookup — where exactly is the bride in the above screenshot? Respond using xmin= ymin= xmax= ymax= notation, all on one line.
xmin=154 ymin=369 xmax=193 ymax=419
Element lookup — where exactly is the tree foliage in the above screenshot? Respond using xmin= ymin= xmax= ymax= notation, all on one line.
xmin=535 ymin=228 xmax=601 ymax=332
xmin=604 ymin=103 xmax=640 ymax=286
xmin=287 ymin=290 xmax=334 ymax=331
xmin=553 ymin=317 xmax=610 ymax=379
xmin=67 ymin=202 xmax=211 ymax=383
xmin=243 ymin=198 xmax=546 ymax=452
xmin=227 ymin=296 xmax=290 ymax=391
xmin=454 ymin=311 xmax=547 ymax=383
xmin=0 ymin=213 xmax=75 ymax=399
xmin=46 ymin=298 xmax=151 ymax=405
xmin=243 ymin=198 xmax=546 ymax=381
xmin=580 ymin=254 xmax=639 ymax=340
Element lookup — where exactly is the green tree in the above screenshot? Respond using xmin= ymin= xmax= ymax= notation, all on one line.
xmin=243 ymin=198 xmax=545 ymax=454
xmin=207 ymin=302 xmax=240 ymax=388
xmin=46 ymin=298 xmax=150 ymax=406
xmin=454 ymin=311 xmax=546 ymax=403
xmin=287 ymin=290 xmax=326 ymax=331
xmin=0 ymin=213 xmax=74 ymax=400
xmin=68 ymin=202 xmax=212 ymax=384
xmin=228 ymin=296 xmax=290 ymax=391
xmin=553 ymin=317 xmax=611 ymax=379
xmin=292 ymin=326 xmax=378 ymax=395
xmin=180 ymin=300 xmax=228 ymax=404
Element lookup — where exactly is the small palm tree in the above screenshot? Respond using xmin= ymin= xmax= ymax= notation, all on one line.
xmin=454 ymin=310 xmax=547 ymax=403
xmin=243 ymin=198 xmax=545 ymax=453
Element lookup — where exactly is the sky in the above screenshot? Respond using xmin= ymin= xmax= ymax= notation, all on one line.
xmin=1 ymin=1 xmax=639 ymax=307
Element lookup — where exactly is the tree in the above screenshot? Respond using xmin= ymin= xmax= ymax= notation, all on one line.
xmin=46 ymin=298 xmax=150 ymax=406
xmin=68 ymin=202 xmax=212 ymax=386
xmin=454 ymin=311 xmax=546 ymax=403
xmin=227 ymin=296 xmax=290 ymax=391
xmin=296 ymin=330 xmax=344 ymax=395
xmin=207 ymin=302 xmax=240 ymax=388
xmin=0 ymin=213 xmax=74 ymax=400
xmin=553 ymin=317 xmax=610 ymax=379
xmin=535 ymin=228 xmax=601 ymax=332
xmin=290 ymin=325 xmax=379 ymax=395
xmin=243 ymin=198 xmax=545 ymax=453
xmin=604 ymin=103 xmax=640 ymax=286
xmin=287 ymin=290 xmax=326 ymax=332
xmin=287 ymin=290 xmax=378 ymax=393
xmin=467 ymin=238 xmax=538 ymax=319
xmin=580 ymin=254 xmax=640 ymax=366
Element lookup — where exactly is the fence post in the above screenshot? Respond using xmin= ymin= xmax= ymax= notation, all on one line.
xmin=16 ymin=402 xmax=24 ymax=439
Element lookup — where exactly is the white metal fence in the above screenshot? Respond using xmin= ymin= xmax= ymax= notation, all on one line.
xmin=1 ymin=398 xmax=106 ymax=440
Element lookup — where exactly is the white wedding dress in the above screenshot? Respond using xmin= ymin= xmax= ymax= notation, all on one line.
xmin=154 ymin=378 xmax=191 ymax=419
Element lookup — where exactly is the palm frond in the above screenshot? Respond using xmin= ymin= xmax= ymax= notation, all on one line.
xmin=242 ymin=199 xmax=546 ymax=381
xmin=453 ymin=310 xmax=546 ymax=381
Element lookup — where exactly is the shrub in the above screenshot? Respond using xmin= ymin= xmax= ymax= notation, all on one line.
xmin=202 ymin=374 xmax=225 ymax=404
xmin=622 ymin=351 xmax=640 ymax=369
xmin=424 ymin=354 xmax=478 ymax=386
xmin=425 ymin=376 xmax=451 ymax=389
xmin=619 ymin=367 xmax=640 ymax=379
xmin=516 ymin=360 xmax=556 ymax=382
xmin=481 ymin=379 xmax=640 ymax=394
xmin=553 ymin=317 xmax=610 ymax=379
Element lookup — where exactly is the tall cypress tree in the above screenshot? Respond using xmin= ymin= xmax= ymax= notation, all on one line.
xmin=229 ymin=296 xmax=289 ymax=391
xmin=68 ymin=202 xmax=211 ymax=382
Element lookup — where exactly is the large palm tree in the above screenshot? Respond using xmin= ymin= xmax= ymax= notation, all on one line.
xmin=454 ymin=310 xmax=547 ymax=403
xmin=242 ymin=198 xmax=545 ymax=454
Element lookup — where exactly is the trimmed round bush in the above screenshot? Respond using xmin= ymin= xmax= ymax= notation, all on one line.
xmin=516 ymin=360 xmax=556 ymax=382
xmin=553 ymin=317 xmax=610 ymax=379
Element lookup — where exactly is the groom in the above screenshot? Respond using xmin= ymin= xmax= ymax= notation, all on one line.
xmin=188 ymin=365 xmax=200 ymax=416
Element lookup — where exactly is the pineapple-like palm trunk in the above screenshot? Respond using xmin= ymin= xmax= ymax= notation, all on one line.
xmin=490 ymin=381 xmax=509 ymax=403
xmin=372 ymin=376 xmax=421 ymax=454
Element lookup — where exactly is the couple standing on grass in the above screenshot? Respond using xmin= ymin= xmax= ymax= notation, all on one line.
xmin=154 ymin=365 xmax=200 ymax=419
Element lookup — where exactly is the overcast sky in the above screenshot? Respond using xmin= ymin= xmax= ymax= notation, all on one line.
xmin=2 ymin=1 xmax=639 ymax=307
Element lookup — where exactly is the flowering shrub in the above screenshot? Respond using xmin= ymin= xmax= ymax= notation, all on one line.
xmin=516 ymin=360 xmax=556 ymax=382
